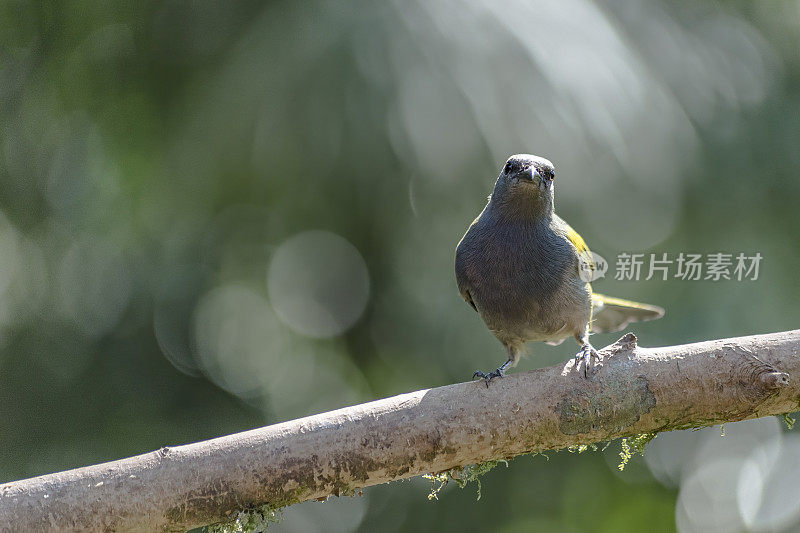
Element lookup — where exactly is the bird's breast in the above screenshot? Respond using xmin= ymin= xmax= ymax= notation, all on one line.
xmin=456 ymin=220 xmax=590 ymax=342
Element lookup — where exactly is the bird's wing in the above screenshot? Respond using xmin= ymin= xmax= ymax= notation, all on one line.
xmin=565 ymin=224 xmax=590 ymax=255
xmin=558 ymin=218 xmax=664 ymax=332
xmin=558 ymin=220 xmax=600 ymax=288
xmin=461 ymin=288 xmax=478 ymax=312
xmin=591 ymin=293 xmax=664 ymax=333
xmin=455 ymin=241 xmax=479 ymax=313
xmin=564 ymin=224 xmax=595 ymax=270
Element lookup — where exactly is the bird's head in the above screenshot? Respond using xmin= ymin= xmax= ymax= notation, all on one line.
xmin=490 ymin=154 xmax=555 ymax=217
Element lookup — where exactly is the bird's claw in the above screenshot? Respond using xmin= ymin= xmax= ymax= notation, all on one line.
xmin=473 ymin=367 xmax=505 ymax=388
xmin=575 ymin=343 xmax=600 ymax=378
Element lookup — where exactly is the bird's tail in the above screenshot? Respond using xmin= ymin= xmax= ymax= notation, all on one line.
xmin=590 ymin=293 xmax=664 ymax=334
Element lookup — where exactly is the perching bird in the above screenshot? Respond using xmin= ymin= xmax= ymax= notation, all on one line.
xmin=455 ymin=154 xmax=664 ymax=385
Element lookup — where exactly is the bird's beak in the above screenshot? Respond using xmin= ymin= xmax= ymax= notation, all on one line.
xmin=533 ymin=169 xmax=549 ymax=190
xmin=515 ymin=167 xmax=551 ymax=190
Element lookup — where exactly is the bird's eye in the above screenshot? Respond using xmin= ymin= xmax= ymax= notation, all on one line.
xmin=504 ymin=162 xmax=514 ymax=174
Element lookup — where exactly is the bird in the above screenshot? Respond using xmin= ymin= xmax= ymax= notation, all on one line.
xmin=455 ymin=154 xmax=664 ymax=386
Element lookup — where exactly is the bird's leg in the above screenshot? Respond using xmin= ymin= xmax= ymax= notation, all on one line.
xmin=473 ymin=345 xmax=519 ymax=387
xmin=473 ymin=358 xmax=513 ymax=388
xmin=574 ymin=331 xmax=599 ymax=378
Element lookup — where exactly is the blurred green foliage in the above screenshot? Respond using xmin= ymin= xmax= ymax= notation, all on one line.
xmin=2 ymin=1 xmax=800 ymax=531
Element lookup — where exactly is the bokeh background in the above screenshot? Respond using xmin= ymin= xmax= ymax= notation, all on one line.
xmin=2 ymin=1 xmax=800 ymax=531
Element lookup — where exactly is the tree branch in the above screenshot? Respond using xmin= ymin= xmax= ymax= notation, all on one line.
xmin=2 ymin=330 xmax=799 ymax=531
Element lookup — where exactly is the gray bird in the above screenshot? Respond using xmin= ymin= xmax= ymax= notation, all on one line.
xmin=455 ymin=154 xmax=664 ymax=385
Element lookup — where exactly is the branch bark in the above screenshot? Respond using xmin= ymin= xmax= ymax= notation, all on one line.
xmin=2 ymin=330 xmax=799 ymax=531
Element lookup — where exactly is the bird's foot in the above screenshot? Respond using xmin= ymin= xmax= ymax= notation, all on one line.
xmin=575 ymin=343 xmax=600 ymax=378
xmin=473 ymin=367 xmax=505 ymax=388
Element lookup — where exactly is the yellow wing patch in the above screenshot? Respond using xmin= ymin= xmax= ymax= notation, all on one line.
xmin=566 ymin=225 xmax=596 ymax=285
xmin=566 ymin=225 xmax=590 ymax=255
